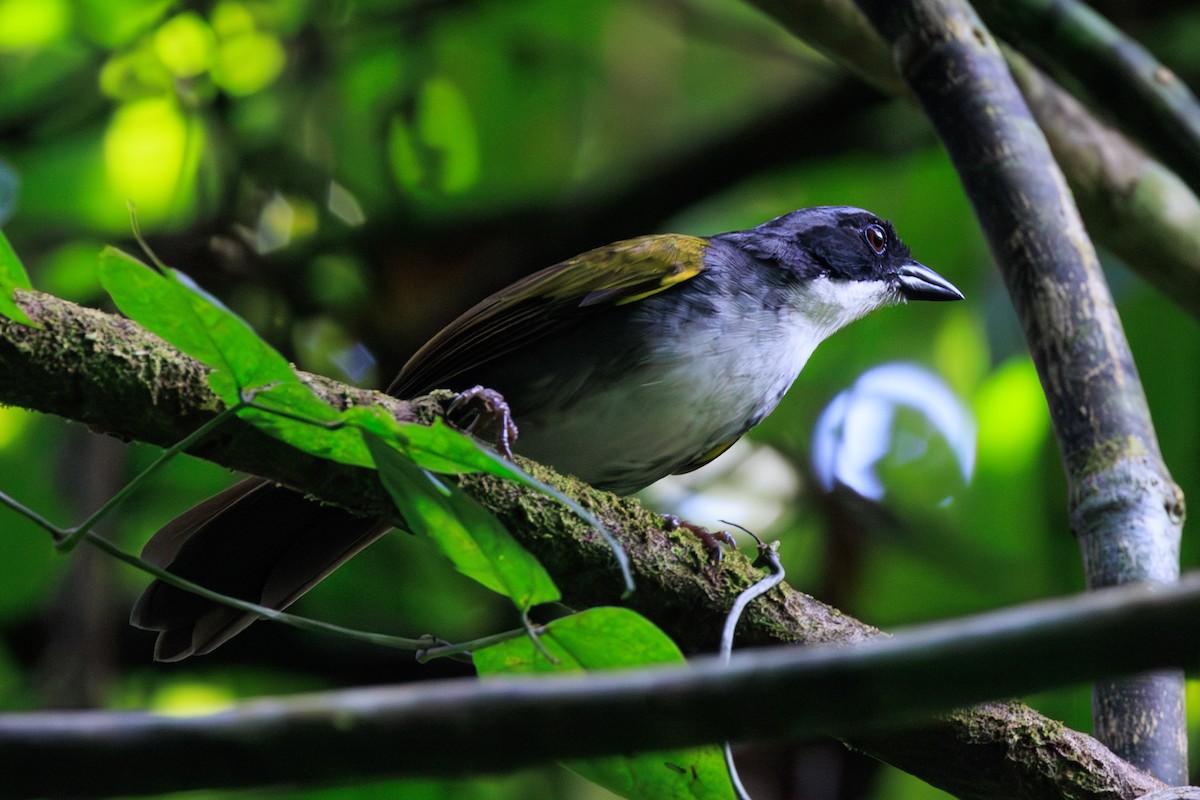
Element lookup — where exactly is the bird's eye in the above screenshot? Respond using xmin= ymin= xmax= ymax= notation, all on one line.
xmin=864 ymin=224 xmax=887 ymax=255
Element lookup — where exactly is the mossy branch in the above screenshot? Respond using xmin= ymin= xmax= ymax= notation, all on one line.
xmin=0 ymin=288 xmax=1172 ymax=799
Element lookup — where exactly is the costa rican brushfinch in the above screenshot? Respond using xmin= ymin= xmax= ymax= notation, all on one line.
xmin=132 ymin=206 xmax=962 ymax=660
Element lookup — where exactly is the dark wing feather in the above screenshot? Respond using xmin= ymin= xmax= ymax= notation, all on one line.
xmin=388 ymin=234 xmax=709 ymax=397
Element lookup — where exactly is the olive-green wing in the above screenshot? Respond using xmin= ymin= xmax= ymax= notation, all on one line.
xmin=389 ymin=233 xmax=709 ymax=397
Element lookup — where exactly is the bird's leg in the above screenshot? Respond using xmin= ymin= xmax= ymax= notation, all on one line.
xmin=446 ymin=385 xmax=519 ymax=460
xmin=662 ymin=514 xmax=738 ymax=563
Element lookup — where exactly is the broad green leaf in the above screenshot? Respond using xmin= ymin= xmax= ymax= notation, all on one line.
xmin=0 ymin=228 xmax=36 ymax=326
xmin=98 ymin=247 xmax=376 ymax=463
xmin=474 ymin=608 xmax=735 ymax=800
xmin=97 ymin=248 xmax=217 ymax=372
xmin=364 ymin=430 xmax=559 ymax=609
xmin=166 ymin=267 xmax=305 ymax=394
xmin=97 ymin=248 xmax=598 ymax=500
xmin=348 ymin=406 xmax=633 ymax=594
xmin=99 ymin=247 xmax=296 ymax=398
xmin=236 ymin=387 xmax=372 ymax=468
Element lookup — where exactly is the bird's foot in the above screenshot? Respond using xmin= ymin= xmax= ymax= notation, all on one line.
xmin=447 ymin=385 xmax=519 ymax=460
xmin=662 ymin=514 xmax=738 ymax=563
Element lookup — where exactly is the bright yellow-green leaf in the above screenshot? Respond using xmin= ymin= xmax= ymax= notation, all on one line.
xmin=0 ymin=406 xmax=32 ymax=450
xmin=153 ymin=12 xmax=216 ymax=78
xmin=103 ymin=98 xmax=201 ymax=223
xmin=99 ymin=48 xmax=175 ymax=100
xmin=209 ymin=0 xmax=255 ymax=36
xmin=149 ymin=682 xmax=236 ymax=717
xmin=212 ymin=6 xmax=286 ymax=99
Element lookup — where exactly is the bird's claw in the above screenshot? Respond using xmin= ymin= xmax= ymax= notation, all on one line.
xmin=447 ymin=385 xmax=519 ymax=460
xmin=662 ymin=513 xmax=738 ymax=563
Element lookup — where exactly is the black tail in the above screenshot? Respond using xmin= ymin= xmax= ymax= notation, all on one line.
xmin=131 ymin=478 xmax=390 ymax=661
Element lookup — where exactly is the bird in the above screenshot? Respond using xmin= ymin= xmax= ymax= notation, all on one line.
xmin=131 ymin=206 xmax=963 ymax=660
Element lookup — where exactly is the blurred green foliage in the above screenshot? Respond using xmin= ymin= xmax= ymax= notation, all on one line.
xmin=1 ymin=1 xmax=1199 ymax=798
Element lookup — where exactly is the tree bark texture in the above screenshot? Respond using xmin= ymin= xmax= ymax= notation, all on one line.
xmin=0 ymin=289 xmax=1180 ymax=799
xmin=744 ymin=0 xmax=1200 ymax=321
xmin=852 ymin=0 xmax=1186 ymax=784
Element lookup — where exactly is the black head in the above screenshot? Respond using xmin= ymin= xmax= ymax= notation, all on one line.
xmin=715 ymin=206 xmax=962 ymax=302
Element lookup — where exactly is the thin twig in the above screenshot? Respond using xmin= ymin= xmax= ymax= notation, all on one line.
xmin=718 ymin=527 xmax=787 ymax=800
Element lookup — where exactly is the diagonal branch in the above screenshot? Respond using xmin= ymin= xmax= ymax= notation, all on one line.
xmin=0 ymin=288 xmax=1172 ymax=799
xmin=974 ymin=0 xmax=1200 ymax=197
xmin=1003 ymin=48 xmax=1200 ymax=320
xmin=743 ymin=0 xmax=1200 ymax=321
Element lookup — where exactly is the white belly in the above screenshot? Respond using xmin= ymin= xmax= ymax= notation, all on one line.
xmin=514 ymin=275 xmax=898 ymax=493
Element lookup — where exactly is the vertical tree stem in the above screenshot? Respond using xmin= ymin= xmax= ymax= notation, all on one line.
xmin=852 ymin=0 xmax=1187 ymax=784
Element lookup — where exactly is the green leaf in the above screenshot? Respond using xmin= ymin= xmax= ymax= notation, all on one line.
xmin=99 ymin=247 xmax=295 ymax=398
xmin=236 ymin=387 xmax=372 ymax=468
xmin=364 ymin=430 xmax=559 ymax=609
xmin=346 ymin=407 xmax=521 ymax=476
xmin=348 ymin=405 xmax=633 ymax=595
xmin=473 ymin=608 xmax=735 ymax=800
xmin=0 ymin=228 xmax=36 ymax=326
xmin=98 ymin=247 xmax=378 ymax=464
xmin=97 ymin=246 xmax=630 ymax=600
xmin=388 ymin=75 xmax=479 ymax=197
xmin=97 ymin=248 xmax=620 ymax=599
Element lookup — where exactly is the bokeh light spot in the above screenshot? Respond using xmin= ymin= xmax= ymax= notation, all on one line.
xmin=974 ymin=356 xmax=1051 ymax=473
xmin=327 ymin=181 xmax=366 ymax=226
xmin=150 ymin=683 xmax=236 ymax=717
xmin=103 ymin=97 xmax=197 ymax=222
xmin=812 ymin=363 xmax=976 ymax=504
xmin=0 ymin=0 xmax=69 ymax=52
xmin=153 ymin=12 xmax=215 ymax=78
xmin=0 ymin=406 xmax=31 ymax=449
